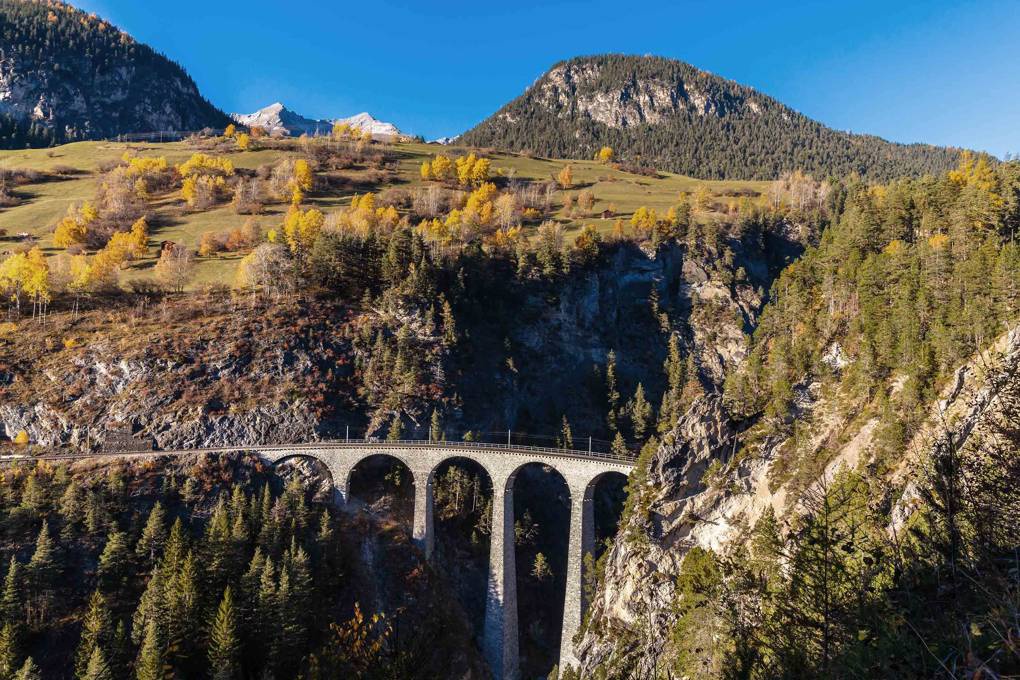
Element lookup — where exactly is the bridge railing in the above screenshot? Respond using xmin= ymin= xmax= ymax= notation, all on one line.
xmin=6 ymin=436 xmax=639 ymax=466
xmin=245 ymin=438 xmax=638 ymax=464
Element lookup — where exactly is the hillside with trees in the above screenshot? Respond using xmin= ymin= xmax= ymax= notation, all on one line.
xmin=0 ymin=452 xmax=486 ymax=679
xmin=0 ymin=113 xmax=1018 ymax=678
xmin=462 ymin=55 xmax=970 ymax=181
xmin=574 ymin=155 xmax=1020 ymax=678
xmin=0 ymin=0 xmax=230 ymax=148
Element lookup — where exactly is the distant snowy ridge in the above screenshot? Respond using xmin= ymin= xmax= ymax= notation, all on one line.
xmin=231 ymin=102 xmax=401 ymax=137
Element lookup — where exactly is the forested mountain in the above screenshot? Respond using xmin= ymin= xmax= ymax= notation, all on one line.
xmin=575 ymin=155 xmax=1020 ymax=678
xmin=0 ymin=0 xmax=230 ymax=148
xmin=1 ymin=122 xmax=1019 ymax=677
xmin=461 ymin=55 xmax=969 ymax=181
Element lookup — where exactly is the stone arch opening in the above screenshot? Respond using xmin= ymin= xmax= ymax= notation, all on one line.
xmin=508 ymin=461 xmax=571 ymax=679
xmin=431 ymin=456 xmax=494 ymax=639
xmin=270 ymin=454 xmax=337 ymax=504
xmin=348 ymin=454 xmax=415 ymax=525
xmin=585 ymin=471 xmax=629 ymax=563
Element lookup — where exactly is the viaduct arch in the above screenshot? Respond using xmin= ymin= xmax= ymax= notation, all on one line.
xmin=259 ymin=442 xmax=634 ymax=680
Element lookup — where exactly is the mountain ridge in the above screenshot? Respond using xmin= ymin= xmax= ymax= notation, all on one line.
xmin=461 ymin=54 xmax=969 ymax=180
xmin=230 ymin=102 xmax=402 ymax=138
xmin=0 ymin=0 xmax=231 ymax=148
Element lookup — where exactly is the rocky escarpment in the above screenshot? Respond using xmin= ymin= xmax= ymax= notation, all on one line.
xmin=0 ymin=0 xmax=230 ymax=147
xmin=0 ymin=299 xmax=351 ymax=450
xmin=445 ymin=228 xmax=796 ymax=441
xmin=1 ymin=227 xmax=794 ymax=454
xmin=575 ymin=324 xmax=1020 ymax=676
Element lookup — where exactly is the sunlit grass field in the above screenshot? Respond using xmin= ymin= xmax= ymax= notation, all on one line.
xmin=0 ymin=139 xmax=768 ymax=288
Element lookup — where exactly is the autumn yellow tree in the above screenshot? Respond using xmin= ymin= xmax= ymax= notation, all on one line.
xmin=595 ymin=146 xmax=614 ymax=163
xmin=236 ymin=133 xmax=251 ymax=151
xmin=557 ymin=164 xmax=574 ymax=189
xmin=53 ymin=202 xmax=98 ymax=248
xmin=283 ymin=206 xmax=324 ymax=256
xmin=630 ymin=206 xmax=659 ymax=234
xmin=294 ymin=159 xmax=313 ymax=190
xmin=424 ymin=155 xmax=454 ymax=182
xmin=223 ymin=123 xmax=237 ymax=138
xmin=0 ymin=248 xmax=50 ymax=317
xmin=692 ymin=184 xmax=713 ymax=212
xmin=129 ymin=217 xmax=149 ymax=255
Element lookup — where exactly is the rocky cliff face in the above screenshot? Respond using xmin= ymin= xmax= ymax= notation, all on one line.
xmin=1 ymin=229 xmax=793 ymax=453
xmin=0 ymin=0 xmax=230 ymax=146
xmin=574 ymin=324 xmax=1020 ymax=677
xmin=445 ymin=230 xmax=795 ymax=442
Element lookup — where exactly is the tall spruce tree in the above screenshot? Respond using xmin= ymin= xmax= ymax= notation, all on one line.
xmin=74 ymin=591 xmax=112 ymax=680
xmin=207 ymin=588 xmax=240 ymax=680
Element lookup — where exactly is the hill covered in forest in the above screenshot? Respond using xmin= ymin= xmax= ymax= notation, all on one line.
xmin=461 ymin=54 xmax=969 ymax=181
xmin=0 ymin=0 xmax=230 ymax=148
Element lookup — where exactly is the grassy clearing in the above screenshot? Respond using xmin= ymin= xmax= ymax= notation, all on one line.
xmin=0 ymin=139 xmax=768 ymax=288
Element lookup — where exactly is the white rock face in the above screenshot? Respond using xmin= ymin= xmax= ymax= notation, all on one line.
xmin=531 ymin=61 xmax=764 ymax=129
xmin=231 ymin=102 xmax=401 ymax=138
xmin=337 ymin=111 xmax=400 ymax=137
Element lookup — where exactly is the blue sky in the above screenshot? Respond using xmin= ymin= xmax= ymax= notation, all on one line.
xmin=72 ymin=0 xmax=1019 ymax=156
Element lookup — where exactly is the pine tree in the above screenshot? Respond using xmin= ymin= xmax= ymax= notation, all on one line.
xmin=255 ymin=559 xmax=278 ymax=663
xmin=131 ymin=569 xmax=166 ymax=647
xmin=97 ymin=532 xmax=130 ymax=592
xmin=26 ymin=521 xmax=58 ymax=627
xmin=135 ymin=503 xmax=167 ymax=565
xmin=18 ymin=473 xmax=46 ymax=516
xmin=679 ymin=354 xmax=705 ymax=410
xmin=532 ymin=553 xmax=552 ymax=581
xmin=558 ymin=416 xmax=574 ymax=450
xmin=165 ymin=552 xmax=200 ymax=669
xmin=59 ymin=481 xmax=82 ymax=538
xmin=275 ymin=568 xmax=305 ymax=672
xmin=0 ymin=623 xmax=18 ymax=680
xmin=27 ymin=522 xmax=56 ymax=584
xmin=606 ymin=350 xmax=620 ymax=434
xmin=440 ymin=296 xmax=457 ymax=346
xmin=75 ymin=591 xmax=112 ymax=679
xmin=284 ymin=541 xmax=314 ymax=624
xmin=207 ymin=588 xmax=240 ymax=680
xmin=161 ymin=519 xmax=187 ymax=574
xmin=204 ymin=498 xmax=234 ymax=591
xmin=429 ymin=409 xmax=443 ymax=443
xmin=659 ymin=334 xmax=684 ymax=432
xmin=386 ymin=413 xmax=403 ymax=441
xmin=611 ymin=432 xmax=629 ymax=458
xmin=0 ymin=559 xmax=23 ymax=628
xmin=81 ymin=647 xmax=112 ymax=680
xmin=629 ymin=384 xmax=652 ymax=440
xmin=135 ymin=619 xmax=165 ymax=680
xmin=12 ymin=657 xmax=38 ymax=680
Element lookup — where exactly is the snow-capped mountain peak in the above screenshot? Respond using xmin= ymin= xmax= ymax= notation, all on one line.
xmin=230 ymin=103 xmax=401 ymax=138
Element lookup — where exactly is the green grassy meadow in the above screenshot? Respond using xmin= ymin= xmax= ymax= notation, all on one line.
xmin=0 ymin=139 xmax=768 ymax=288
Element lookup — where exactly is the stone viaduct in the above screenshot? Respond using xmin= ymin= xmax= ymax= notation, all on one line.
xmin=247 ymin=441 xmax=636 ymax=680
